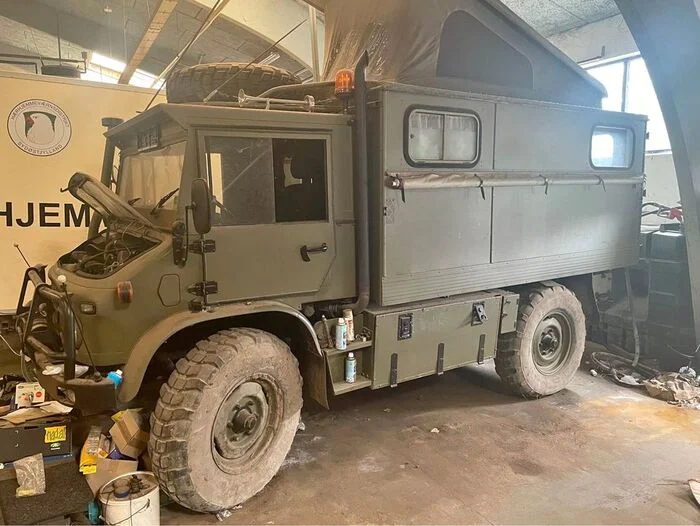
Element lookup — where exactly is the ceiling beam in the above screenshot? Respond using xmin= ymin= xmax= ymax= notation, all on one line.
xmin=118 ymin=0 xmax=179 ymax=83
xmin=301 ymin=0 xmax=327 ymax=10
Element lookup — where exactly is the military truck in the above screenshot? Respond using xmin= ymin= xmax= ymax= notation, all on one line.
xmin=13 ymin=0 xmax=646 ymax=513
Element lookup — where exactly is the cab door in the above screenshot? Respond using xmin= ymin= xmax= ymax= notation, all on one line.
xmin=198 ymin=130 xmax=335 ymax=302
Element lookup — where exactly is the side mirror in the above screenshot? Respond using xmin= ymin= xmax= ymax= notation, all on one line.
xmin=190 ymin=179 xmax=212 ymax=235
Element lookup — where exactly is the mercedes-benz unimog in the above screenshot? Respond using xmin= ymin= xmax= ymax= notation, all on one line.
xmin=13 ymin=0 xmax=646 ymax=513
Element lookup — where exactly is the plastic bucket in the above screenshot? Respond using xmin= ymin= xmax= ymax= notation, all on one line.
xmin=98 ymin=471 xmax=160 ymax=526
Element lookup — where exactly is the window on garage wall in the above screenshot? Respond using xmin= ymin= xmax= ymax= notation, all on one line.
xmin=586 ymin=56 xmax=671 ymax=153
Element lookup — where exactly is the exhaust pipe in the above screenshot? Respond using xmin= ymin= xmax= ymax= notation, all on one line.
xmin=347 ymin=51 xmax=370 ymax=315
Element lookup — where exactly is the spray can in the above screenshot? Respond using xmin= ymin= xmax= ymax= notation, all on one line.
xmin=345 ymin=352 xmax=357 ymax=383
xmin=335 ymin=317 xmax=347 ymax=350
xmin=342 ymin=309 xmax=355 ymax=342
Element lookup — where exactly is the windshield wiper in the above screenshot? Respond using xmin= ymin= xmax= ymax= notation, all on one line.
xmin=150 ymin=188 xmax=179 ymax=215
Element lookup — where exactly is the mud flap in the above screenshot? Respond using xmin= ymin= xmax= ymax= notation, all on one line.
xmin=303 ymin=351 xmax=329 ymax=409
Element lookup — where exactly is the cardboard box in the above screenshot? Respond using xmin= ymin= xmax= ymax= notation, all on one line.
xmin=85 ymin=456 xmax=138 ymax=496
xmin=0 ymin=415 xmax=72 ymax=463
xmin=84 ymin=434 xmax=138 ymax=495
xmin=109 ymin=410 xmax=148 ymax=459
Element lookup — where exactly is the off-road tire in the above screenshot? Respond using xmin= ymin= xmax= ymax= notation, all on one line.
xmin=166 ymin=63 xmax=301 ymax=103
xmin=149 ymin=328 xmax=302 ymax=512
xmin=495 ymin=283 xmax=586 ymax=398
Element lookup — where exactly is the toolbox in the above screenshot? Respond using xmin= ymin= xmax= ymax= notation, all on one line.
xmin=0 ymin=415 xmax=72 ymax=463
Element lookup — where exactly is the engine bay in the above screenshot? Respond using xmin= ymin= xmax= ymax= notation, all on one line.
xmin=58 ymin=226 xmax=158 ymax=277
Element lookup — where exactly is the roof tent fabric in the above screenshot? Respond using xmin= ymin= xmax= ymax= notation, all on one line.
xmin=322 ymin=0 xmax=605 ymax=107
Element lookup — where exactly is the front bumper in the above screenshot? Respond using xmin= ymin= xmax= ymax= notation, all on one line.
xmin=16 ymin=266 xmax=116 ymax=414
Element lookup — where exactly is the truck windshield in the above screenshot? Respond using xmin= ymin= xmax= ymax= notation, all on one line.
xmin=118 ymin=142 xmax=186 ymax=216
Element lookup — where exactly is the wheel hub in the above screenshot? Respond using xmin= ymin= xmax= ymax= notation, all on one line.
xmin=230 ymin=405 xmax=259 ymax=436
xmin=532 ymin=312 xmax=572 ymax=375
xmin=213 ymin=382 xmax=270 ymax=461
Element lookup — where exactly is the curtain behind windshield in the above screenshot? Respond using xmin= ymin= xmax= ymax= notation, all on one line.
xmin=119 ymin=142 xmax=185 ymax=209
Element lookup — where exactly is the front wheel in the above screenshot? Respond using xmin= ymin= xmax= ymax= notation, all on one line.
xmin=495 ymin=283 xmax=586 ymax=398
xmin=149 ymin=328 xmax=302 ymax=512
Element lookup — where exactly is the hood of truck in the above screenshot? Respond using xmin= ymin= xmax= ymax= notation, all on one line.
xmin=67 ymin=172 xmax=154 ymax=228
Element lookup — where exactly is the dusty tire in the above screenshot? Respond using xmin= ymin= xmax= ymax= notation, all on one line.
xmin=149 ymin=328 xmax=302 ymax=512
xmin=166 ymin=63 xmax=301 ymax=103
xmin=495 ymin=283 xmax=586 ymax=398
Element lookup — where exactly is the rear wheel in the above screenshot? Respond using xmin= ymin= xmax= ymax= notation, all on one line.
xmin=495 ymin=283 xmax=586 ymax=398
xmin=149 ymin=328 xmax=302 ymax=512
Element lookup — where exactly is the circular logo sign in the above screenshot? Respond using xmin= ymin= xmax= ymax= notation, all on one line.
xmin=7 ymin=99 xmax=72 ymax=156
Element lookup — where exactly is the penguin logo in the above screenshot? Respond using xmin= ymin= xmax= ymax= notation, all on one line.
xmin=8 ymin=99 xmax=71 ymax=156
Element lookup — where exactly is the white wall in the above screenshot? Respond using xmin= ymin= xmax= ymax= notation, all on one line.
xmin=643 ymin=153 xmax=680 ymax=226
xmin=0 ymin=71 xmax=166 ymax=312
xmin=549 ymin=16 xmax=680 ymax=225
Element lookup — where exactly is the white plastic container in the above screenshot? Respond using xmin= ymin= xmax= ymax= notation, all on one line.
xmin=99 ymin=471 xmax=160 ymax=526
xmin=342 ymin=308 xmax=355 ymax=342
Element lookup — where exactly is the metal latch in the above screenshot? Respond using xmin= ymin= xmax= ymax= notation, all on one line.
xmin=189 ymin=239 xmax=216 ymax=255
xmin=386 ymin=174 xmax=406 ymax=203
xmin=187 ymin=281 xmax=218 ymax=297
xmin=472 ymin=303 xmax=488 ymax=325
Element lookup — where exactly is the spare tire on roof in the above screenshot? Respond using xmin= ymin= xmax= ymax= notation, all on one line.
xmin=166 ymin=62 xmax=301 ymax=103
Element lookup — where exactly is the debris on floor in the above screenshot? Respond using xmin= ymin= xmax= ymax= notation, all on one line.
xmin=589 ymin=347 xmax=700 ymax=409
xmin=589 ymin=350 xmax=658 ymax=387
xmin=645 ymin=371 xmax=700 ymax=406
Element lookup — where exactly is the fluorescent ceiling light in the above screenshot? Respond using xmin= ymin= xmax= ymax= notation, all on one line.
xmin=258 ymin=52 xmax=280 ymax=66
xmin=91 ymin=52 xmax=125 ymax=73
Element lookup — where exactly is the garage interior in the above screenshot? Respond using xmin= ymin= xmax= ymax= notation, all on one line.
xmin=0 ymin=0 xmax=699 ymax=524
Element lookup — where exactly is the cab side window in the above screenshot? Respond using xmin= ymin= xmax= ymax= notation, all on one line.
xmin=204 ymin=136 xmax=328 ymax=225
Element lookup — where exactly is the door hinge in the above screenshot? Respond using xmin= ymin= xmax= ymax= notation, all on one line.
xmin=472 ymin=303 xmax=488 ymax=325
xmin=187 ymin=281 xmax=218 ymax=297
xmin=189 ymin=239 xmax=216 ymax=255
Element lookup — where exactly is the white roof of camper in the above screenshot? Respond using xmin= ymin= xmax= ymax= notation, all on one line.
xmin=322 ymin=0 xmax=606 ymax=108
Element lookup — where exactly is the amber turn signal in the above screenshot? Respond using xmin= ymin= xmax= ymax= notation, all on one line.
xmin=116 ymin=281 xmax=134 ymax=304
xmin=334 ymin=68 xmax=354 ymax=97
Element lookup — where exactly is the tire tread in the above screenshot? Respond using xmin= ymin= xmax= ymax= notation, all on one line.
xmin=495 ymin=283 xmax=583 ymax=398
xmin=166 ymin=63 xmax=300 ymax=103
xmin=149 ymin=328 xmax=300 ymax=512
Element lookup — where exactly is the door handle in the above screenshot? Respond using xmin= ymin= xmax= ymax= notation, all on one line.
xmin=300 ymin=243 xmax=328 ymax=262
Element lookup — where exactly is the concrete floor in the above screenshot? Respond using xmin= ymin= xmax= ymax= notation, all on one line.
xmin=161 ymin=359 xmax=700 ymax=525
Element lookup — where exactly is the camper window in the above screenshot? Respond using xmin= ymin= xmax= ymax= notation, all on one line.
xmin=204 ymin=136 xmax=328 ymax=226
xmin=590 ymin=126 xmax=634 ymax=169
xmin=406 ymin=109 xmax=479 ymax=167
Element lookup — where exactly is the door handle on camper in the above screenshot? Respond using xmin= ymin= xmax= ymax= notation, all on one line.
xmin=300 ymin=243 xmax=328 ymax=262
